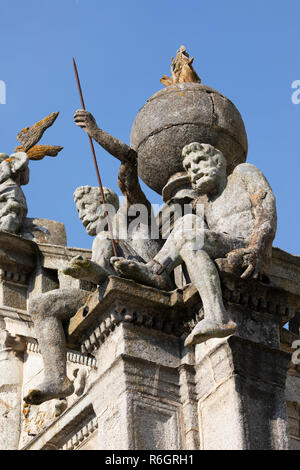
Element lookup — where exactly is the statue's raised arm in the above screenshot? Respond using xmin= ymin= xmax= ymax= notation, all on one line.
xmin=74 ymin=109 xmax=137 ymax=164
xmin=73 ymin=109 xmax=151 ymax=213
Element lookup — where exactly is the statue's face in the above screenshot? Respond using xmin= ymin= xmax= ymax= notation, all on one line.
xmin=76 ymin=194 xmax=103 ymax=236
xmin=74 ymin=186 xmax=119 ymax=237
xmin=183 ymin=144 xmax=226 ymax=195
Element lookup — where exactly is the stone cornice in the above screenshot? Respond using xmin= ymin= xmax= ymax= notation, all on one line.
xmin=68 ymin=276 xmax=187 ymax=351
xmin=67 ymin=271 xmax=300 ymax=354
xmin=0 ymin=231 xmax=37 ymax=274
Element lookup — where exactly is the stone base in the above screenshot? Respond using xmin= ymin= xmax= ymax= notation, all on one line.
xmin=195 ymin=336 xmax=290 ymax=450
xmin=0 ymin=230 xmax=299 ymax=450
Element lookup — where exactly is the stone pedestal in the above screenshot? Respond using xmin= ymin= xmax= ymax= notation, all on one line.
xmin=195 ymin=336 xmax=290 ymax=450
xmin=91 ymin=323 xmax=182 ymax=450
xmin=0 ymin=331 xmax=26 ymax=450
xmin=65 ymin=271 xmax=299 ymax=450
xmin=68 ymin=277 xmax=187 ymax=450
xmin=0 ymin=229 xmax=299 ymax=450
xmin=189 ymin=268 xmax=297 ymax=450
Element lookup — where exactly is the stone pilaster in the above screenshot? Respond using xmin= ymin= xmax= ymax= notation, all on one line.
xmin=0 ymin=329 xmax=26 ymax=450
xmin=188 ymin=267 xmax=300 ymax=450
xmin=178 ymin=358 xmax=200 ymax=450
xmin=68 ymin=276 xmax=189 ymax=450
xmin=65 ymin=270 xmax=300 ymax=450
xmin=195 ymin=335 xmax=290 ymax=450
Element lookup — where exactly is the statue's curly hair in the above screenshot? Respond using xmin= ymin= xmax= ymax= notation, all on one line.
xmin=182 ymin=142 xmax=227 ymax=169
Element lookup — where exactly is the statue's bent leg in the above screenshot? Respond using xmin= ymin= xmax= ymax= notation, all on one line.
xmin=111 ymin=229 xmax=180 ymax=290
xmin=23 ymin=288 xmax=90 ymax=405
xmin=170 ymin=215 xmax=238 ymax=346
xmin=180 ymin=243 xmax=236 ymax=345
xmin=91 ymin=231 xmax=120 ymax=276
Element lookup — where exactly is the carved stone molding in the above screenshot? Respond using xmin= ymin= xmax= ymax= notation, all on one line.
xmin=26 ymin=339 xmax=97 ymax=368
xmin=61 ymin=416 xmax=98 ymax=450
xmin=68 ymin=276 xmax=190 ymax=354
xmin=184 ymin=268 xmax=300 ymax=326
xmin=67 ymin=271 xmax=300 ymax=355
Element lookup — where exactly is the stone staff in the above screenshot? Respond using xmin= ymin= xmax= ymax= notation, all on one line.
xmin=73 ymin=58 xmax=118 ymax=257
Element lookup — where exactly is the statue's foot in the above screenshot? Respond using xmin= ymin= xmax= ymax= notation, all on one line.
xmin=23 ymin=377 xmax=74 ymax=406
xmin=63 ymin=255 xmax=93 ymax=279
xmin=184 ymin=318 xmax=237 ymax=347
xmin=110 ymin=257 xmax=171 ymax=290
xmin=62 ymin=255 xmax=107 ymax=284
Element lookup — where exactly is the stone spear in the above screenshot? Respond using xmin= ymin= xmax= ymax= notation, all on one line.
xmin=73 ymin=58 xmax=118 ymax=257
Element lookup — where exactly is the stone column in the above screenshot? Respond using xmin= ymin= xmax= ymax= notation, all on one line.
xmin=66 ymin=271 xmax=299 ymax=451
xmin=0 ymin=329 xmax=26 ymax=450
xmin=191 ymin=270 xmax=296 ymax=450
xmin=90 ymin=322 xmax=182 ymax=450
xmin=195 ymin=336 xmax=290 ymax=450
xmin=68 ymin=276 xmax=189 ymax=450
xmin=178 ymin=351 xmax=200 ymax=450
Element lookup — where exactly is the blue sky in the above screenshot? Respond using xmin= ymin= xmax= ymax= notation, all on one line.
xmin=0 ymin=0 xmax=299 ymax=254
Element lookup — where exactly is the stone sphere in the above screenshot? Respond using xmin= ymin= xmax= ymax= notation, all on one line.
xmin=130 ymin=83 xmax=248 ymax=195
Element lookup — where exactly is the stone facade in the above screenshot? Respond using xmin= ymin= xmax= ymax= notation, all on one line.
xmin=0 ymin=222 xmax=299 ymax=450
xmin=0 ymin=47 xmax=299 ymax=451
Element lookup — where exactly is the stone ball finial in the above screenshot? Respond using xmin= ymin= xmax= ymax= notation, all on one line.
xmin=130 ymin=83 xmax=248 ymax=195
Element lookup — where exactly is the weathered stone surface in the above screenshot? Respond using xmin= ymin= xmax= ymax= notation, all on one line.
xmin=195 ymin=336 xmax=290 ymax=450
xmin=130 ymin=83 xmax=248 ymax=194
xmin=64 ymin=272 xmax=294 ymax=450
xmin=68 ymin=275 xmax=185 ymax=347
xmin=161 ymin=46 xmax=201 ymax=87
xmin=23 ymin=288 xmax=91 ymax=405
xmin=74 ymin=185 xmax=119 ymax=237
xmin=0 ymin=330 xmax=26 ymax=450
xmin=16 ymin=112 xmax=59 ymax=152
xmin=0 ymin=237 xmax=298 ymax=450
xmin=1 ymin=45 xmax=299 ymax=451
xmin=15 ymin=145 xmax=63 ymax=161
xmin=112 ymin=143 xmax=277 ymax=347
xmin=0 ymin=231 xmax=36 ymax=275
xmin=0 ymin=152 xmax=29 ymax=234
xmin=20 ymin=218 xmax=67 ymax=246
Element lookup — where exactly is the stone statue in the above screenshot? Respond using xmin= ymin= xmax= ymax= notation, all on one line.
xmin=111 ymin=142 xmax=277 ymax=346
xmin=24 ymin=168 xmax=163 ymax=406
xmin=160 ymin=45 xmax=201 ymax=87
xmin=72 ymin=62 xmax=275 ymax=348
xmin=0 ymin=152 xmax=29 ymax=233
xmin=24 ymin=46 xmax=276 ymax=405
xmin=0 ymin=113 xmax=63 ymax=235
xmin=62 ymin=171 xmax=164 ymax=287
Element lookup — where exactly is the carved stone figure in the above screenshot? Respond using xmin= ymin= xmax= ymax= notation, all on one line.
xmin=160 ymin=45 xmax=201 ymax=87
xmin=0 ymin=113 xmax=63 ymax=235
xmin=1 ymin=46 xmax=295 ymax=452
xmin=24 ymin=46 xmax=276 ymax=405
xmin=63 ymin=171 xmax=163 ymax=286
xmin=24 ymin=175 xmax=163 ymax=405
xmin=0 ymin=152 xmax=29 ymax=233
xmin=111 ymin=142 xmax=277 ymax=346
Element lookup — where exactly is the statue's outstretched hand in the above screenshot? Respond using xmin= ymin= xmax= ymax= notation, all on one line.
xmin=226 ymin=247 xmax=263 ymax=280
xmin=74 ymin=109 xmax=97 ymax=136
